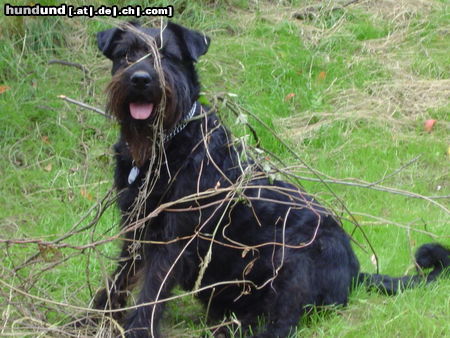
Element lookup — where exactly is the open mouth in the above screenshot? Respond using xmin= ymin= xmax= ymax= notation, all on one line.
xmin=129 ymin=102 xmax=154 ymax=120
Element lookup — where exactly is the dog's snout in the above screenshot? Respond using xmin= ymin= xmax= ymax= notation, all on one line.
xmin=130 ymin=71 xmax=152 ymax=88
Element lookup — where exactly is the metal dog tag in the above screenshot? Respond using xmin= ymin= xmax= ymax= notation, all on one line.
xmin=128 ymin=166 xmax=140 ymax=185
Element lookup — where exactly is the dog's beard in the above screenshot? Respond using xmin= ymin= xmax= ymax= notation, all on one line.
xmin=121 ymin=123 xmax=157 ymax=168
xmin=105 ymin=72 xmax=178 ymax=167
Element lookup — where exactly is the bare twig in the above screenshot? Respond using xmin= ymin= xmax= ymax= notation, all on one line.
xmin=279 ymin=171 xmax=449 ymax=214
xmin=0 ymin=278 xmax=256 ymax=314
xmin=58 ymin=95 xmax=111 ymax=119
xmin=48 ymin=59 xmax=90 ymax=77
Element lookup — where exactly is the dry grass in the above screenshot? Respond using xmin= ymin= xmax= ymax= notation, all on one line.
xmin=279 ymin=0 xmax=449 ymax=142
xmin=280 ymin=79 xmax=450 ymax=141
xmin=360 ymin=0 xmax=436 ymax=21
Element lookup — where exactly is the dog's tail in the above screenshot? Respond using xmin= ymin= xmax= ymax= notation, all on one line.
xmin=355 ymin=243 xmax=450 ymax=295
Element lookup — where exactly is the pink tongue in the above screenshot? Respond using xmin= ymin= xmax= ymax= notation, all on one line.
xmin=129 ymin=103 xmax=154 ymax=120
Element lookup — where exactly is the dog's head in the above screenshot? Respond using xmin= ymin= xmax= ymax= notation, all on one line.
xmin=97 ymin=21 xmax=210 ymax=165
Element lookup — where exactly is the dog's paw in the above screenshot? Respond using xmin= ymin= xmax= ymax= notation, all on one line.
xmin=93 ymin=287 xmax=109 ymax=309
xmin=123 ymin=311 xmax=159 ymax=338
xmin=124 ymin=322 xmax=153 ymax=338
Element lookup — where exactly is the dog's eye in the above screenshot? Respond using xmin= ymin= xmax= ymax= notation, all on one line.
xmin=114 ymin=50 xmax=128 ymax=60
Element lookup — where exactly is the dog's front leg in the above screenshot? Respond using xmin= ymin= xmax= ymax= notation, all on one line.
xmin=124 ymin=245 xmax=182 ymax=338
xmin=93 ymin=239 xmax=144 ymax=320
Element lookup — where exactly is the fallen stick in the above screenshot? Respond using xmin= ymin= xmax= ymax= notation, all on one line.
xmin=58 ymin=95 xmax=111 ymax=119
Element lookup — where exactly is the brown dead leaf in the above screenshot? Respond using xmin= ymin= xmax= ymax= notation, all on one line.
xmin=284 ymin=93 xmax=295 ymax=101
xmin=0 ymin=85 xmax=10 ymax=94
xmin=424 ymin=119 xmax=436 ymax=132
xmin=80 ymin=188 xmax=93 ymax=201
xmin=38 ymin=244 xmax=63 ymax=262
xmin=317 ymin=71 xmax=327 ymax=81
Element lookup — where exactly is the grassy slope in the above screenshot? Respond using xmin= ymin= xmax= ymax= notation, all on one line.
xmin=0 ymin=0 xmax=449 ymax=336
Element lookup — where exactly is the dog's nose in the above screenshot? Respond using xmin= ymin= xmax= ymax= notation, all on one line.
xmin=130 ymin=71 xmax=152 ymax=88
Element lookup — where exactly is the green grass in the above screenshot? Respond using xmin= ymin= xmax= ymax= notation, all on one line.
xmin=0 ymin=0 xmax=449 ymax=336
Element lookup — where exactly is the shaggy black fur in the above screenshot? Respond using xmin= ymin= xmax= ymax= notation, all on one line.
xmin=93 ymin=22 xmax=450 ymax=338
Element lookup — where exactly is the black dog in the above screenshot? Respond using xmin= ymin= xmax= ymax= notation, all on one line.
xmin=94 ymin=22 xmax=449 ymax=337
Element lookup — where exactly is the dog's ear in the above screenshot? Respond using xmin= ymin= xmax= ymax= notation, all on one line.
xmin=167 ymin=22 xmax=210 ymax=62
xmin=97 ymin=28 xmax=121 ymax=59
xmin=97 ymin=22 xmax=141 ymax=59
